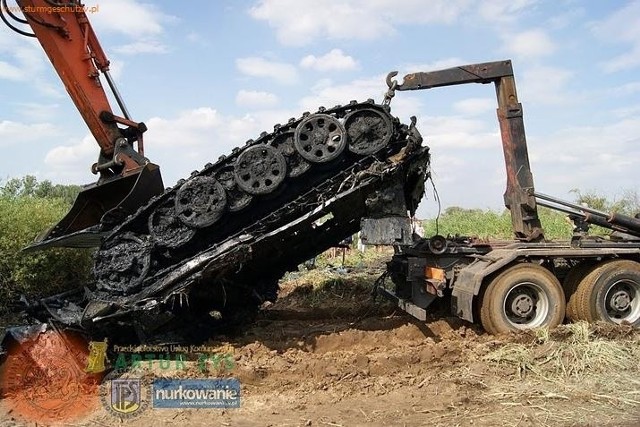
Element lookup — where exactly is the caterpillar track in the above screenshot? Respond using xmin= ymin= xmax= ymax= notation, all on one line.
xmin=39 ymin=101 xmax=430 ymax=342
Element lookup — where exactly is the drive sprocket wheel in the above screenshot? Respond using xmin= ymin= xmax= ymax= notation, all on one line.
xmin=175 ymin=176 xmax=227 ymax=228
xmin=148 ymin=197 xmax=196 ymax=247
xmin=345 ymin=108 xmax=393 ymax=155
xmin=215 ymin=166 xmax=253 ymax=212
xmin=294 ymin=114 xmax=347 ymax=163
xmin=234 ymin=145 xmax=287 ymax=195
xmin=94 ymin=232 xmax=152 ymax=295
xmin=272 ymin=131 xmax=311 ymax=177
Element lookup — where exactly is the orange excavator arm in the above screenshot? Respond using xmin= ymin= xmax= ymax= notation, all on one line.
xmin=2 ymin=0 xmax=164 ymax=248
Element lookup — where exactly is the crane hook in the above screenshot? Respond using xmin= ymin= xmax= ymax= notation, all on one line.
xmin=383 ymin=71 xmax=399 ymax=106
xmin=386 ymin=71 xmax=399 ymax=89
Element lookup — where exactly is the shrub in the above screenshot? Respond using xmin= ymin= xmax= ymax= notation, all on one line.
xmin=0 ymin=186 xmax=93 ymax=314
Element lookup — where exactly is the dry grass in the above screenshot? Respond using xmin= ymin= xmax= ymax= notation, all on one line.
xmin=482 ymin=322 xmax=640 ymax=381
xmin=429 ymin=322 xmax=640 ymax=426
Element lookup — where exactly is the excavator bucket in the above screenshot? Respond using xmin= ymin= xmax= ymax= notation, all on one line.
xmin=24 ymin=164 xmax=164 ymax=251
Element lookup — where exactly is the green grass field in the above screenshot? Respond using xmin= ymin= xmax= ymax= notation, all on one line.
xmin=422 ymin=206 xmax=613 ymax=240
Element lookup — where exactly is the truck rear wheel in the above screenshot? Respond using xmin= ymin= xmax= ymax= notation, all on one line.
xmin=480 ymin=263 xmax=565 ymax=334
xmin=564 ymin=262 xmax=596 ymax=321
xmin=570 ymin=260 xmax=640 ymax=326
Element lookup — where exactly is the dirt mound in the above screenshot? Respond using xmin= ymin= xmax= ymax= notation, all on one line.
xmin=3 ymin=253 xmax=640 ymax=427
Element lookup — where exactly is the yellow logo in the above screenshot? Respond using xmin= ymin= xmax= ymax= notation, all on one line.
xmin=85 ymin=340 xmax=108 ymax=374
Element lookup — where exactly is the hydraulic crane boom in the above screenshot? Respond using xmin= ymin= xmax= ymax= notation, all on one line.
xmin=1 ymin=0 xmax=164 ymax=249
xmin=386 ymin=60 xmax=543 ymax=241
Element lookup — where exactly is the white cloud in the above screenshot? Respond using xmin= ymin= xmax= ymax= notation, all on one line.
xmin=0 ymin=61 xmax=25 ymax=81
xmin=186 ymin=31 xmax=208 ymax=46
xmin=236 ymin=90 xmax=279 ymax=109
xmin=477 ymin=0 xmax=538 ymax=23
xmin=0 ymin=121 xmax=60 ymax=147
xmin=44 ymin=134 xmax=96 ymax=171
xmin=612 ymin=104 xmax=640 ymax=119
xmin=108 ymin=59 xmax=125 ymax=81
xmin=502 ymin=29 xmax=556 ymax=59
xmin=602 ymin=46 xmax=640 ymax=73
xmin=546 ymin=7 xmax=585 ymax=30
xmin=519 ymin=65 xmax=573 ymax=105
xmin=249 ymin=0 xmax=470 ymax=46
xmin=529 ymin=118 xmax=640 ymax=195
xmin=236 ymin=57 xmax=298 ymax=84
xmin=300 ymin=49 xmax=358 ymax=71
xmin=453 ymin=98 xmax=495 ymax=116
xmin=146 ymin=108 xmax=223 ymax=147
xmin=144 ymin=107 xmax=300 ymax=185
xmin=298 ymin=76 xmax=386 ymax=112
xmin=591 ymin=2 xmax=640 ymax=72
xmin=298 ymin=75 xmax=426 ymax=123
xmin=90 ymin=0 xmax=174 ymax=37
xmin=14 ymin=103 xmax=62 ymax=122
xmin=113 ymin=40 xmax=169 ymax=55
xmin=610 ymin=82 xmax=640 ymax=96
xmin=419 ymin=115 xmax=499 ymax=149
xmin=0 ymin=36 xmax=52 ymax=90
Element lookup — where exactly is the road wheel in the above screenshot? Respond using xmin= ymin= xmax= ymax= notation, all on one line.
xmin=571 ymin=259 xmax=640 ymax=326
xmin=480 ymin=263 xmax=565 ymax=334
xmin=564 ymin=262 xmax=596 ymax=321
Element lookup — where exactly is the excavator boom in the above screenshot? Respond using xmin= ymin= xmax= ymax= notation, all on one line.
xmin=2 ymin=0 xmax=164 ymax=249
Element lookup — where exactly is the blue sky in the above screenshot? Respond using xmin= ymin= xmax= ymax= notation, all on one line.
xmin=0 ymin=0 xmax=638 ymax=218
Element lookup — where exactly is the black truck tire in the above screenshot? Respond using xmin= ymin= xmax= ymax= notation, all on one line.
xmin=571 ymin=259 xmax=640 ymax=326
xmin=564 ymin=262 xmax=597 ymax=321
xmin=480 ymin=263 xmax=565 ymax=334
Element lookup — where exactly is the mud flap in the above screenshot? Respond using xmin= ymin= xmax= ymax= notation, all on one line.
xmin=24 ymin=163 xmax=164 ymax=251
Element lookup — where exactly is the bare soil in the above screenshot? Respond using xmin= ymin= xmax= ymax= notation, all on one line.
xmin=2 ymin=251 xmax=640 ymax=427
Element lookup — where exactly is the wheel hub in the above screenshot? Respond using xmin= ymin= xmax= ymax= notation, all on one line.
xmin=345 ymin=108 xmax=393 ymax=155
xmin=503 ymin=281 xmax=548 ymax=328
xmin=313 ymin=130 xmax=328 ymax=144
xmin=512 ymin=294 xmax=534 ymax=317
xmin=610 ymin=290 xmax=631 ymax=312
xmin=294 ymin=114 xmax=347 ymax=163
xmin=234 ymin=144 xmax=287 ymax=195
xmin=254 ymin=162 xmax=266 ymax=175
xmin=175 ymin=176 xmax=227 ymax=228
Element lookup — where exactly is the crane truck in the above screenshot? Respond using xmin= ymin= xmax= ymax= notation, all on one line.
xmin=1 ymin=1 xmax=638 ymax=343
xmin=377 ymin=63 xmax=640 ymax=334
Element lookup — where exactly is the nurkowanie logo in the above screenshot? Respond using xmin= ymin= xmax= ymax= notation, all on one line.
xmin=153 ymin=378 xmax=240 ymax=408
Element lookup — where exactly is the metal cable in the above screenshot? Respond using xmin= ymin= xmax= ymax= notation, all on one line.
xmin=0 ymin=0 xmax=35 ymax=36
xmin=3 ymin=0 xmax=26 ymax=23
xmin=428 ymin=171 xmax=441 ymax=236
